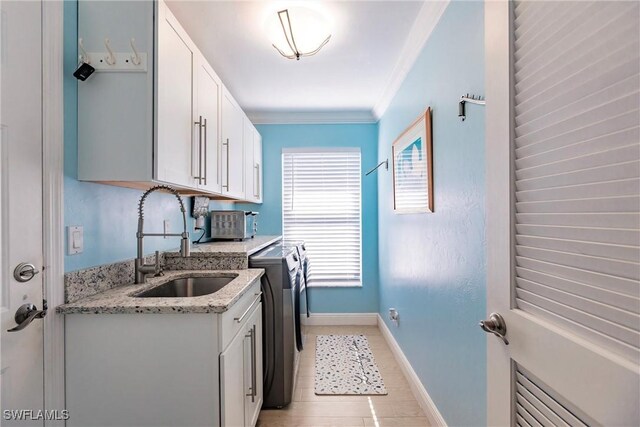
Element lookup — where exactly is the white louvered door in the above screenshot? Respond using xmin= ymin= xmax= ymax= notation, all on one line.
xmin=486 ymin=1 xmax=639 ymax=426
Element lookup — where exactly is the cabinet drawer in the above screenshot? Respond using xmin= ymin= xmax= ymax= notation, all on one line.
xmin=219 ymin=279 xmax=261 ymax=350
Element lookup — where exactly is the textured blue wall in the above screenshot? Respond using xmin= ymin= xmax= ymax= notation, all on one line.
xmin=244 ymin=124 xmax=379 ymax=313
xmin=64 ymin=1 xmax=229 ymax=272
xmin=377 ymin=2 xmax=486 ymax=425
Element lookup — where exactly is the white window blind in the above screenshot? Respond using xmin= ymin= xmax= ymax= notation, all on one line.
xmin=513 ymin=1 xmax=640 ymax=362
xmin=282 ymin=148 xmax=362 ymax=287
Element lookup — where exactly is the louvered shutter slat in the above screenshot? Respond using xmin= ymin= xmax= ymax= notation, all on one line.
xmin=282 ymin=149 xmax=362 ymax=287
xmin=513 ymin=1 xmax=640 ymax=364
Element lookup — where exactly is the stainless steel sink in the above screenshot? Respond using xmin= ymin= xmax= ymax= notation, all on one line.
xmin=135 ymin=276 xmax=236 ymax=298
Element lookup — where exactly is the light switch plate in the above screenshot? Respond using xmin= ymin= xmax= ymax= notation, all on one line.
xmin=67 ymin=226 xmax=83 ymax=255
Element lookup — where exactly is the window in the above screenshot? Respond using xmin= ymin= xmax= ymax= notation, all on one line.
xmin=282 ymin=148 xmax=362 ymax=287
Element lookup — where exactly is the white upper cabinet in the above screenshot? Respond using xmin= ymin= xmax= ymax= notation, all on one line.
xmin=243 ymin=117 xmax=263 ymax=204
xmin=77 ymin=0 xmax=258 ymax=201
xmin=194 ymin=56 xmax=222 ymax=194
xmin=221 ymin=89 xmax=245 ymax=199
xmin=156 ymin=1 xmax=198 ymax=189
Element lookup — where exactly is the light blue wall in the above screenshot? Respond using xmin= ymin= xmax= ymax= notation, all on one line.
xmin=64 ymin=1 xmax=229 ymax=272
xmin=243 ymin=124 xmax=379 ymax=313
xmin=377 ymin=2 xmax=486 ymax=426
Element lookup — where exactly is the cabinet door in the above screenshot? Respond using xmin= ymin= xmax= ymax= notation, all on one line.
xmin=156 ymin=2 xmax=197 ymax=189
xmin=253 ymin=129 xmax=263 ymax=204
xmin=243 ymin=117 xmax=256 ymax=202
xmin=195 ymin=56 xmax=221 ymax=194
xmin=221 ymin=90 xmax=245 ymax=198
xmin=220 ymin=323 xmax=247 ymax=427
xmin=244 ymin=305 xmax=263 ymax=427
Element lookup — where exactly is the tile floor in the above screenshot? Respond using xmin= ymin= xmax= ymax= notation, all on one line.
xmin=257 ymin=325 xmax=430 ymax=427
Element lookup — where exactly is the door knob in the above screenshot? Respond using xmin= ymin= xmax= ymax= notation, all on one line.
xmin=479 ymin=312 xmax=509 ymax=345
xmin=13 ymin=262 xmax=40 ymax=282
xmin=7 ymin=301 xmax=47 ymax=332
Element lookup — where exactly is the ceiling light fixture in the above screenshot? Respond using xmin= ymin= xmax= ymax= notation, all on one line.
xmin=272 ymin=9 xmax=331 ymax=60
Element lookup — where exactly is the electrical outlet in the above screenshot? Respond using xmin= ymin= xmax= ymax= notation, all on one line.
xmin=389 ymin=308 xmax=399 ymax=326
xmin=163 ymin=220 xmax=170 ymax=238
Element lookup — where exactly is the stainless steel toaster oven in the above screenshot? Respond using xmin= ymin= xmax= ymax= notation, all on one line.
xmin=210 ymin=211 xmax=258 ymax=240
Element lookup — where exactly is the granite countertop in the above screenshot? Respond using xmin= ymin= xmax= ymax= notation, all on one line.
xmin=166 ymin=235 xmax=282 ymax=258
xmin=57 ymin=269 xmax=264 ymax=315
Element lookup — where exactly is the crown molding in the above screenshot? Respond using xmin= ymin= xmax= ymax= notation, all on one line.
xmin=372 ymin=0 xmax=450 ymax=120
xmin=247 ymin=110 xmax=377 ymax=125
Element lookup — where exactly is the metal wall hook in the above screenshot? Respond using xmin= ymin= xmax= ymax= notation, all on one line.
xmin=365 ymin=159 xmax=388 ymax=176
xmin=104 ymin=38 xmax=116 ymax=65
xmin=130 ymin=38 xmax=141 ymax=66
xmin=458 ymin=93 xmax=485 ymax=121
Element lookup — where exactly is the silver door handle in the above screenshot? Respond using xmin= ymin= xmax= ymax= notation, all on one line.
xmin=479 ymin=312 xmax=509 ymax=345
xmin=254 ymin=164 xmax=260 ymax=198
xmin=194 ymin=116 xmax=203 ymax=184
xmin=250 ymin=324 xmax=257 ymax=402
xmin=7 ymin=301 xmax=47 ymax=332
xmin=14 ymin=262 xmax=40 ymax=282
xmin=234 ymin=293 xmax=262 ymax=323
xmin=203 ymin=118 xmax=208 ymax=186
xmin=222 ymin=138 xmax=230 ymax=190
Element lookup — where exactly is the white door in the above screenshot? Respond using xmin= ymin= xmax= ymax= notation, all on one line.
xmin=221 ymin=90 xmax=244 ymax=199
xmin=0 ymin=0 xmax=46 ymax=424
xmin=485 ymin=1 xmax=639 ymax=426
xmin=220 ymin=326 xmax=247 ymax=427
xmin=243 ymin=118 xmax=256 ymax=202
xmin=244 ymin=305 xmax=263 ymax=427
xmin=156 ymin=0 xmax=197 ymax=189
xmin=195 ymin=56 xmax=221 ymax=194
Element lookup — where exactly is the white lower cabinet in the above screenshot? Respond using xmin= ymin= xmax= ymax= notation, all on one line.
xmin=64 ymin=280 xmax=263 ymax=427
xmin=220 ymin=302 xmax=263 ymax=427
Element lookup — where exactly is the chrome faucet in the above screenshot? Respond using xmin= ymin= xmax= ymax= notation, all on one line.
xmin=135 ymin=185 xmax=190 ymax=284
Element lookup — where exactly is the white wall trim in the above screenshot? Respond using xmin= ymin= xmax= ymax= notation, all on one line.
xmin=301 ymin=313 xmax=378 ymax=326
xmin=42 ymin=1 xmax=66 ymax=424
xmin=377 ymin=315 xmax=447 ymax=427
xmin=247 ymin=110 xmax=377 ymax=125
xmin=372 ymin=0 xmax=450 ymax=120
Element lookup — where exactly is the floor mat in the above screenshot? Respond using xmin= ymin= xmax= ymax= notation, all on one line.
xmin=314 ymin=334 xmax=388 ymax=395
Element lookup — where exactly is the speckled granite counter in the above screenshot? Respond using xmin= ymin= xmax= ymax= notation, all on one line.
xmin=164 ymin=235 xmax=281 ymax=270
xmin=57 ymin=269 xmax=264 ymax=315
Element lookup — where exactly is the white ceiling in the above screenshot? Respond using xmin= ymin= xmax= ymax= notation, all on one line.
xmin=166 ymin=1 xmax=433 ymax=122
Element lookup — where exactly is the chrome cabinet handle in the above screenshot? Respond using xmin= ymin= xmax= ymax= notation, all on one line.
xmin=7 ymin=301 xmax=47 ymax=332
xmin=203 ymin=118 xmax=208 ymax=186
xmin=222 ymin=138 xmax=230 ymax=190
xmin=479 ymin=312 xmax=509 ymax=345
xmin=14 ymin=263 xmax=40 ymax=283
xmin=254 ymin=164 xmax=260 ymax=198
xmin=194 ymin=116 xmax=203 ymax=184
xmin=250 ymin=324 xmax=257 ymax=402
xmin=234 ymin=293 xmax=262 ymax=324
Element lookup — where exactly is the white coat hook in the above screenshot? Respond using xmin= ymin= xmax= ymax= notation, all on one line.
xmin=78 ymin=38 xmax=91 ymax=64
xmin=129 ymin=38 xmax=141 ymax=66
xmin=104 ymin=38 xmax=116 ymax=65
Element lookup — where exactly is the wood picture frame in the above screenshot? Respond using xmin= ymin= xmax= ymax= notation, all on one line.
xmin=392 ymin=108 xmax=433 ymax=213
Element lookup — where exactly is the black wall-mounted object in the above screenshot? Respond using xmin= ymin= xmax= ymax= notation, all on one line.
xmin=73 ymin=62 xmax=95 ymax=81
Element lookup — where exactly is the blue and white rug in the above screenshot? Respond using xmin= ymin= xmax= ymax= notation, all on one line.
xmin=314 ymin=334 xmax=388 ymax=395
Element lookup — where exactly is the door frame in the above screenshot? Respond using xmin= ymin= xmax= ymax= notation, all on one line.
xmin=485 ymin=0 xmax=513 ymax=425
xmin=42 ymin=1 xmax=65 ymax=424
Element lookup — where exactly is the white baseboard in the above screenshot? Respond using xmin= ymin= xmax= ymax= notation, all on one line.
xmin=377 ymin=314 xmax=448 ymax=427
xmin=302 ymin=313 xmax=378 ymax=326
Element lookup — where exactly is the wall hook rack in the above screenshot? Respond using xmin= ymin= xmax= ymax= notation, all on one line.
xmin=458 ymin=94 xmax=485 ymax=121
xmin=366 ymin=159 xmax=388 ymax=176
